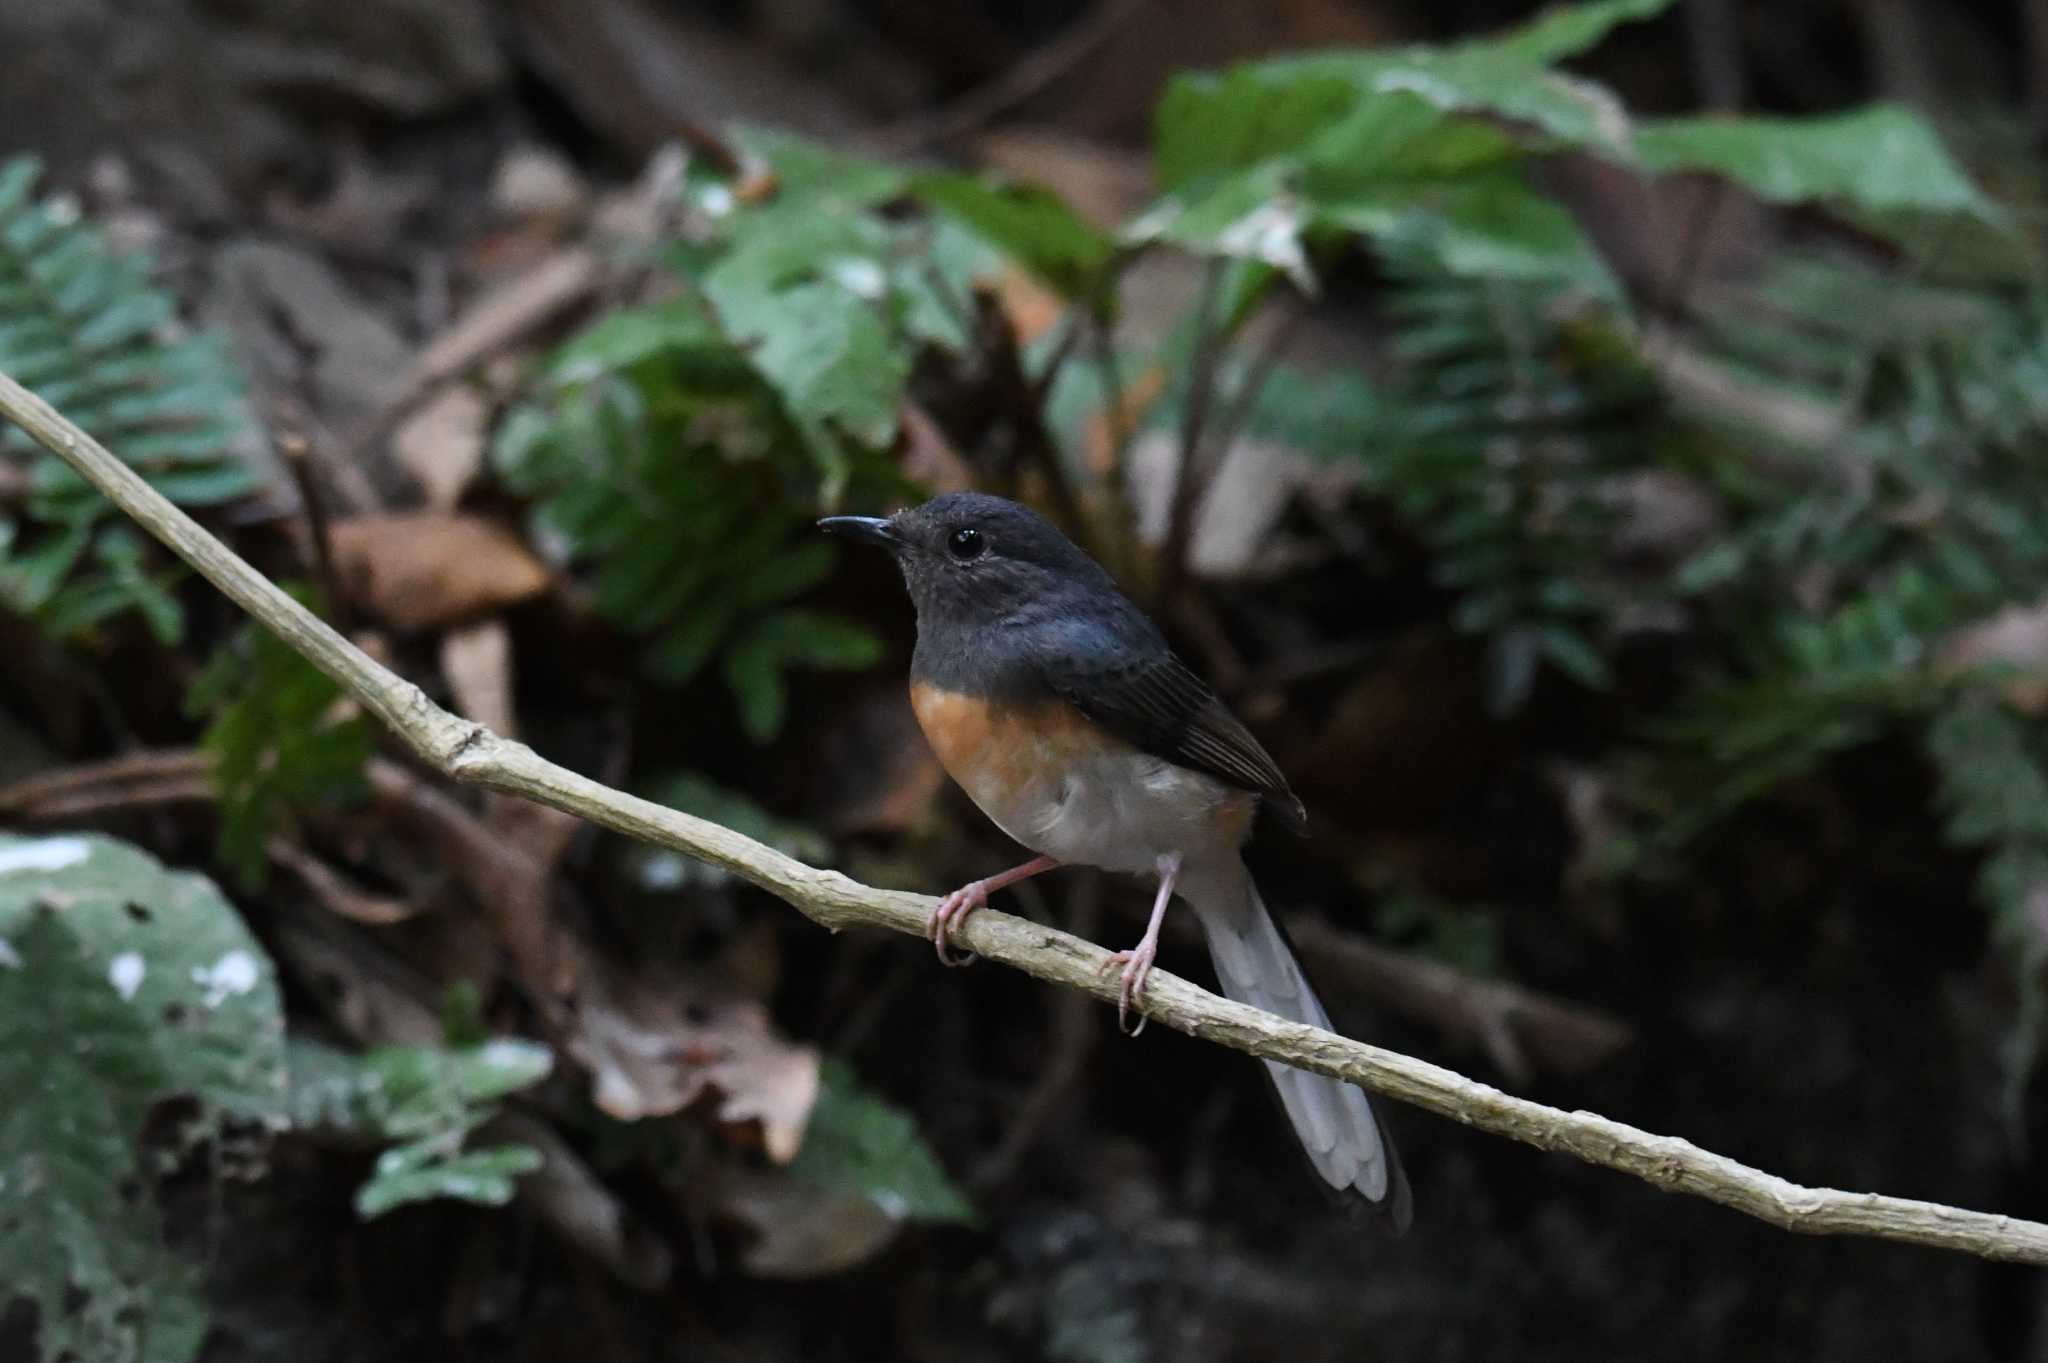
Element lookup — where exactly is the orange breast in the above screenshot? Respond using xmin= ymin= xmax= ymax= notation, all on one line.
xmin=909 ymin=682 xmax=1117 ymax=805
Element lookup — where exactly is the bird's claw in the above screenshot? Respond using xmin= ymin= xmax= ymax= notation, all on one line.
xmin=928 ymin=882 xmax=987 ymax=967
xmin=1099 ymin=942 xmax=1156 ymax=1037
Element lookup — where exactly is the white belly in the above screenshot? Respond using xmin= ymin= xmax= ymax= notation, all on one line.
xmin=973 ymin=739 xmax=1246 ymax=874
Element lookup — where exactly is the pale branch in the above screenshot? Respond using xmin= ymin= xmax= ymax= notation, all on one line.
xmin=3 ymin=365 xmax=2045 ymax=1265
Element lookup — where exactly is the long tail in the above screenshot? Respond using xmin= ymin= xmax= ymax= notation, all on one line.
xmin=1182 ymin=860 xmax=1412 ymax=1231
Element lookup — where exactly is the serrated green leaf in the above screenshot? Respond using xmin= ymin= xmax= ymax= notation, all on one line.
xmin=722 ymin=280 xmax=906 ymax=450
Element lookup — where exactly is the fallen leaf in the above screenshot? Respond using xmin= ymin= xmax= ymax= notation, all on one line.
xmin=440 ymin=618 xmax=516 ymax=737
xmin=328 ymin=513 xmax=552 ymax=631
xmin=715 ymin=1168 xmax=899 ymax=1278
xmin=393 ymin=385 xmax=490 ymax=509
xmin=568 ymin=957 xmax=820 ymax=1162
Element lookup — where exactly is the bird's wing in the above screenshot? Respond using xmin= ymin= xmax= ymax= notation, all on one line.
xmin=1028 ymin=603 xmax=1305 ymax=825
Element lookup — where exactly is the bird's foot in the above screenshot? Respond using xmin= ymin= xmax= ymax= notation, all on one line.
xmin=928 ymin=881 xmax=990 ymax=966
xmin=1099 ymin=939 xmax=1158 ymax=1036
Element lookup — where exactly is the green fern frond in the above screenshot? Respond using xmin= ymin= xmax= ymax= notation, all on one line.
xmin=0 ymin=155 xmax=263 ymax=643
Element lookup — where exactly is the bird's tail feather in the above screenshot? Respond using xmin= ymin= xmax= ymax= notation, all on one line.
xmin=1181 ymin=861 xmax=1412 ymax=1231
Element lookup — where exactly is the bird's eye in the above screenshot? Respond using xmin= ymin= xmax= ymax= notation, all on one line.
xmin=947 ymin=527 xmax=986 ymax=561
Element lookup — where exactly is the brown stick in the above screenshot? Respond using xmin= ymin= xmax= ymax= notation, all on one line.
xmin=4 ymin=365 xmax=2047 ymax=1264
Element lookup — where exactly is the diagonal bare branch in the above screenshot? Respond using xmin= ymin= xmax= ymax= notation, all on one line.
xmin=3 ymin=364 xmax=2045 ymax=1265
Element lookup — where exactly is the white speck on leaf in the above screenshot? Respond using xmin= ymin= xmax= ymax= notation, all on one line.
xmin=0 ymin=837 xmax=91 ymax=876
xmin=828 ymin=257 xmax=887 ymax=300
xmin=108 ymin=952 xmax=146 ymax=1001
xmin=0 ymin=939 xmax=19 ymax=969
xmin=191 ymin=949 xmax=260 ymax=1007
xmin=698 ymin=184 xmax=735 ymax=218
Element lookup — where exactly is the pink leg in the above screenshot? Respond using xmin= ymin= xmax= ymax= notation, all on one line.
xmin=930 ymin=855 xmax=1059 ymax=966
xmin=1101 ymin=854 xmax=1179 ymax=1036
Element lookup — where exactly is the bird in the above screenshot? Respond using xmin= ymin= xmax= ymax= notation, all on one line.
xmin=821 ymin=491 xmax=1412 ymax=1229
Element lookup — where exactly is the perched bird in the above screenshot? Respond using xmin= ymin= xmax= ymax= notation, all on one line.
xmin=821 ymin=492 xmax=1411 ymax=1228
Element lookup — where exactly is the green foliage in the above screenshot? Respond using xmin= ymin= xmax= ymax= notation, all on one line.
xmin=186 ymin=592 xmax=372 ymax=888
xmin=787 ymin=1059 xmax=976 ymax=1225
xmin=631 ymin=771 xmax=832 ymax=891
xmin=0 ymin=156 xmax=262 ymax=644
xmin=0 ymin=833 xmax=287 ymax=1363
xmin=1927 ymin=703 xmax=2048 ymax=1127
xmin=287 ymin=1036 xmax=552 ymax=1218
xmin=913 ymin=172 xmax=1117 ymax=299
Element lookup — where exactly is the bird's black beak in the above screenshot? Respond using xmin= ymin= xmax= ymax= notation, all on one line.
xmin=817 ymin=515 xmax=898 ymax=549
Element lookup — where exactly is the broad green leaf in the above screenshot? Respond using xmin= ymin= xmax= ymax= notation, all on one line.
xmin=788 ymin=1060 xmax=975 ymax=1224
xmin=736 ymin=281 xmax=906 ymax=451
xmin=1319 ymin=170 xmax=1618 ymax=295
xmin=550 ymin=296 xmax=723 ymax=379
xmin=1635 ymin=106 xmax=1998 ymax=220
xmin=728 ymin=127 xmax=907 ymax=208
xmin=1154 ymin=68 xmax=1359 ymax=192
xmin=915 ymin=172 xmax=1117 ymax=298
xmin=0 ymin=833 xmax=288 ymax=1363
xmin=1490 ymin=0 xmax=1677 ymax=64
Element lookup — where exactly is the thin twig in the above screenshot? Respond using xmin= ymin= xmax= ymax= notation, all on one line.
xmin=4 ymin=365 xmax=2048 ymax=1265
xmin=1203 ymin=303 xmax=1308 ymax=482
xmin=1159 ymin=261 xmax=1230 ymax=605
xmin=865 ymin=0 xmax=1152 ymax=156
xmin=271 ymin=400 xmax=351 ymax=634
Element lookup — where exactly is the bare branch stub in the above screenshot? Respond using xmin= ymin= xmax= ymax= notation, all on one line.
xmin=4 ymin=363 xmax=2048 ymax=1266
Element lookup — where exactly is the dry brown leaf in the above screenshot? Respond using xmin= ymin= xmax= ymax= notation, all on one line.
xmin=393 ymin=385 xmax=490 ymax=510
xmin=440 ymin=617 xmax=517 ymax=738
xmin=568 ymin=960 xmax=820 ymax=1162
xmin=715 ymin=1169 xmax=898 ymax=1279
xmin=328 ymin=513 xmax=551 ymax=631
